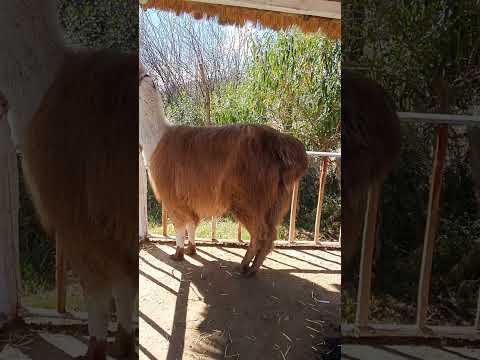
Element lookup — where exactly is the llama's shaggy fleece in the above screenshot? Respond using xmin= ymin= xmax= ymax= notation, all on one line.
xmin=149 ymin=123 xmax=308 ymax=275
xmin=22 ymin=49 xmax=138 ymax=358
xmin=342 ymin=69 xmax=401 ymax=277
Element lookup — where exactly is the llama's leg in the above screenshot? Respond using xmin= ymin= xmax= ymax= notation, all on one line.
xmin=170 ymin=224 xmax=187 ymax=261
xmin=112 ymin=278 xmax=137 ymax=359
xmin=81 ymin=286 xmax=111 ymax=360
xmin=244 ymin=246 xmax=269 ymax=277
xmin=244 ymin=226 xmax=276 ymax=277
xmin=185 ymin=223 xmax=197 ymax=255
xmin=238 ymin=241 xmax=258 ymax=273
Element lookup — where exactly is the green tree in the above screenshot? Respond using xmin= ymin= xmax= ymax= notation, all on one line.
xmin=212 ymin=29 xmax=341 ymax=151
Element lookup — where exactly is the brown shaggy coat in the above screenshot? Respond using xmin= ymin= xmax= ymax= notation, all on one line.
xmin=22 ymin=49 xmax=138 ymax=292
xmin=149 ymin=124 xmax=307 ymax=266
xmin=342 ymin=69 xmax=401 ymax=276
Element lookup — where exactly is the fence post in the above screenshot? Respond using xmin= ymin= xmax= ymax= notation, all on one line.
xmin=56 ymin=234 xmax=66 ymax=314
xmin=314 ymin=157 xmax=329 ymax=244
xmin=212 ymin=217 xmax=217 ymax=242
xmin=162 ymin=206 xmax=168 ymax=237
xmin=416 ymin=125 xmax=448 ymax=330
xmin=139 ymin=150 xmax=148 ymax=241
xmin=0 ymin=116 xmax=20 ymax=321
xmin=288 ymin=181 xmax=300 ymax=243
xmin=237 ymin=223 xmax=243 ymax=242
xmin=475 ymin=287 xmax=480 ymax=330
xmin=355 ymin=180 xmax=381 ymax=330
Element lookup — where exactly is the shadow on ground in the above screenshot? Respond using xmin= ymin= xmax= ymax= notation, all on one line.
xmin=139 ymin=243 xmax=341 ymax=360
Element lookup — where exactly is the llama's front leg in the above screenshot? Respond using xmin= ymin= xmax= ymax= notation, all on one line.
xmin=170 ymin=225 xmax=186 ymax=261
xmin=244 ymin=245 xmax=269 ymax=277
xmin=79 ymin=287 xmax=110 ymax=360
xmin=112 ymin=278 xmax=137 ymax=359
xmin=238 ymin=241 xmax=258 ymax=274
xmin=185 ymin=223 xmax=197 ymax=255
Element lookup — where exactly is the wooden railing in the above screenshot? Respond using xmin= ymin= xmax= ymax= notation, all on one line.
xmin=343 ymin=111 xmax=480 ymax=340
xmin=158 ymin=150 xmax=341 ymax=245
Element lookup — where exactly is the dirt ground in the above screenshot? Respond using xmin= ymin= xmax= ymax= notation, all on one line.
xmin=139 ymin=242 xmax=341 ymax=360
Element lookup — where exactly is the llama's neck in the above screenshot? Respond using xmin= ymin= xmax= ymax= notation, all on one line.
xmin=0 ymin=0 xmax=66 ymax=150
xmin=139 ymin=77 xmax=170 ymax=166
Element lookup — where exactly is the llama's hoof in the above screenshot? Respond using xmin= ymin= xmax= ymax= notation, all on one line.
xmin=243 ymin=267 xmax=257 ymax=278
xmin=112 ymin=326 xmax=136 ymax=359
xmin=236 ymin=264 xmax=248 ymax=274
xmin=170 ymin=247 xmax=184 ymax=261
xmin=185 ymin=244 xmax=196 ymax=255
xmin=76 ymin=338 xmax=107 ymax=360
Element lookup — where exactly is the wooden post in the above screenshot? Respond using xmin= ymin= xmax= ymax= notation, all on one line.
xmin=0 ymin=116 xmax=20 ymax=321
xmin=139 ymin=149 xmax=148 ymax=241
xmin=288 ymin=181 xmax=300 ymax=243
xmin=416 ymin=125 xmax=448 ymax=330
xmin=162 ymin=205 xmax=168 ymax=237
xmin=211 ymin=217 xmax=217 ymax=241
xmin=237 ymin=223 xmax=243 ymax=242
xmin=475 ymin=286 xmax=480 ymax=330
xmin=355 ymin=180 xmax=382 ymax=329
xmin=314 ymin=157 xmax=329 ymax=244
xmin=55 ymin=234 xmax=66 ymax=314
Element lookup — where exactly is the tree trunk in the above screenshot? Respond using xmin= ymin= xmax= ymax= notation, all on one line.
xmin=0 ymin=117 xmax=20 ymax=322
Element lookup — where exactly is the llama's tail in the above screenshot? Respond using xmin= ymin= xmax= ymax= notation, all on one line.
xmin=275 ymin=135 xmax=309 ymax=187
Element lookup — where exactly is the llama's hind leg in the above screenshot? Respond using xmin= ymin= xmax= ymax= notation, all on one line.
xmin=244 ymin=226 xmax=276 ymax=277
xmin=185 ymin=223 xmax=197 ymax=255
xmin=171 ymin=223 xmax=187 ymax=261
xmin=79 ymin=286 xmax=111 ymax=360
xmin=112 ymin=277 xmax=137 ymax=359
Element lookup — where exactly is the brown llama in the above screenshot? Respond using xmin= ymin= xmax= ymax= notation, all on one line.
xmin=139 ymin=67 xmax=308 ymax=276
xmin=342 ymin=69 xmax=402 ymax=279
xmin=1 ymin=2 xmax=137 ymax=359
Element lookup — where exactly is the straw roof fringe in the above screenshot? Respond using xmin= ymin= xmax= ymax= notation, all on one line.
xmin=141 ymin=0 xmax=341 ymax=38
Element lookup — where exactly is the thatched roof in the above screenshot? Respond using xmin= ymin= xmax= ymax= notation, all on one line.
xmin=139 ymin=0 xmax=341 ymax=39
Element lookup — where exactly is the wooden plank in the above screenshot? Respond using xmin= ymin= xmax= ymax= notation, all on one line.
xmin=398 ymin=112 xmax=480 ymax=126
xmin=161 ymin=205 xmax=168 ymax=237
xmin=288 ymin=181 xmax=300 ymax=243
xmin=416 ymin=126 xmax=448 ymax=329
xmin=38 ymin=333 xmax=116 ymax=360
xmin=147 ymin=236 xmax=341 ymax=249
xmin=307 ymin=150 xmax=341 ymax=158
xmin=186 ymin=0 xmax=341 ymax=19
xmin=55 ymin=235 xmax=66 ymax=314
xmin=139 ymin=150 xmax=148 ymax=240
xmin=355 ymin=180 xmax=382 ymax=329
xmin=314 ymin=157 xmax=329 ymax=244
xmin=475 ymin=285 xmax=480 ymax=329
xmin=0 ymin=345 xmax=31 ymax=359
xmin=0 ymin=115 xmax=20 ymax=321
xmin=342 ymin=323 xmax=480 ymax=340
